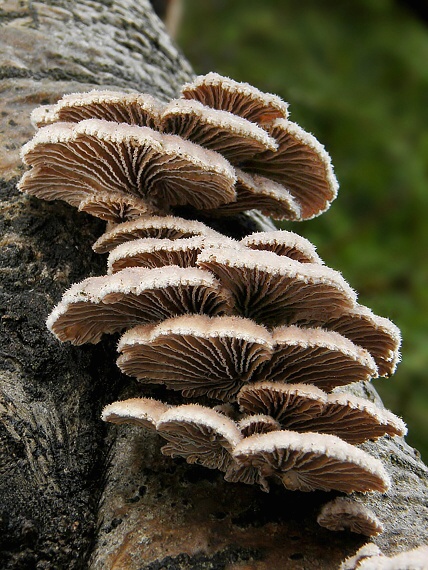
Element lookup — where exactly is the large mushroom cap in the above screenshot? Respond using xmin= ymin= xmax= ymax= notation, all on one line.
xmin=19 ymin=119 xmax=237 ymax=211
xmin=204 ymin=169 xmax=302 ymax=221
xmin=237 ymin=382 xmax=405 ymax=443
xmin=47 ymin=266 xmax=232 ymax=345
xmin=232 ymin=430 xmax=390 ymax=493
xmin=156 ymin=403 xmax=242 ymax=470
xmin=241 ymin=229 xmax=323 ymax=264
xmin=197 ymin=247 xmax=356 ymax=327
xmin=262 ymin=326 xmax=378 ymax=391
xmin=181 ymin=72 xmax=289 ymax=126
xmin=92 ymin=215 xmax=219 ymax=254
xmin=101 ymin=397 xmax=170 ymax=430
xmin=31 ymin=90 xmax=162 ymax=129
xmin=117 ymin=314 xmax=274 ymax=401
xmin=242 ymin=118 xmax=338 ymax=219
xmin=160 ymin=99 xmax=278 ymax=163
xmin=317 ymin=497 xmax=384 ymax=536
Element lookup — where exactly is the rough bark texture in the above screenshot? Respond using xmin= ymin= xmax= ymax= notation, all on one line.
xmin=0 ymin=2 xmax=427 ymax=569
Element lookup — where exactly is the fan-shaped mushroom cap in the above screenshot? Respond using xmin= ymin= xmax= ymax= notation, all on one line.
xmin=181 ymin=72 xmax=289 ymax=126
xmin=92 ymin=215 xmax=218 ymax=254
xmin=204 ymin=169 xmax=301 ymax=221
xmin=262 ymin=326 xmax=378 ymax=391
xmin=19 ymin=119 xmax=237 ymax=211
xmin=197 ymin=247 xmax=356 ymax=327
xmin=321 ymin=304 xmax=401 ymax=377
xmin=241 ymin=229 xmax=323 ymax=264
xmin=239 ymin=382 xmax=405 ymax=444
xmin=237 ymin=382 xmax=328 ymax=424
xmin=156 ymin=403 xmax=242 ymax=470
xmin=101 ymin=397 xmax=169 ymax=430
xmin=242 ymin=119 xmax=338 ymax=219
xmin=160 ymin=99 xmax=277 ymax=163
xmin=317 ymin=497 xmax=384 ymax=536
xmin=117 ymin=314 xmax=274 ymax=401
xmin=232 ymin=430 xmax=390 ymax=493
xmin=107 ymin=235 xmax=239 ymax=274
xmin=300 ymin=392 xmax=406 ymax=444
xmin=31 ymin=90 xmax=162 ymax=129
xmin=78 ymin=191 xmax=157 ymax=223
xmin=238 ymin=414 xmax=281 ymax=437
xmin=47 ymin=266 xmax=232 ymax=345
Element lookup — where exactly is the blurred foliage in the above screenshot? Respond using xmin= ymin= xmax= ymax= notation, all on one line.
xmin=177 ymin=0 xmax=428 ymax=460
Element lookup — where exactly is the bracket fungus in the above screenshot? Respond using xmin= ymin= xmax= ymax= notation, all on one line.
xmin=19 ymin=119 xmax=237 ymax=212
xmin=102 ymin=397 xmax=390 ymax=495
xmin=47 ymin=266 xmax=232 ymax=345
xmin=317 ymin=497 xmax=384 ymax=536
xmin=197 ymin=246 xmax=357 ymax=327
xmin=19 ymin=72 xmax=407 ymax=540
xmin=180 ymin=72 xmax=289 ymax=126
xmin=22 ymin=73 xmax=338 ymax=221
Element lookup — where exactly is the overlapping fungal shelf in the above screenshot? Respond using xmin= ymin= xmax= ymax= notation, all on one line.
xmin=20 ymin=72 xmax=338 ymax=223
xmin=20 ymin=73 xmax=404 ymax=534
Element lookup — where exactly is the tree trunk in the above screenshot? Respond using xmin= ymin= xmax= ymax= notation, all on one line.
xmin=0 ymin=2 xmax=427 ymax=569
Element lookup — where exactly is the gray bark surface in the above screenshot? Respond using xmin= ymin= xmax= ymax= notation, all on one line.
xmin=0 ymin=2 xmax=427 ymax=568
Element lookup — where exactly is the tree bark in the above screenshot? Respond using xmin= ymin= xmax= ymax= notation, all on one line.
xmin=0 ymin=2 xmax=427 ymax=569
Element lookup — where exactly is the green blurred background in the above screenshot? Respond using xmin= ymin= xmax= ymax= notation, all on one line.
xmin=176 ymin=0 xmax=428 ymax=460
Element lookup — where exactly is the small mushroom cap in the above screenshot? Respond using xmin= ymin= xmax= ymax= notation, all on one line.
xmin=204 ymin=169 xmax=301 ymax=221
xmin=92 ymin=215 xmax=219 ymax=254
xmin=47 ymin=266 xmax=232 ymax=345
xmin=78 ymin=191 xmax=157 ymax=223
xmin=238 ymin=414 xmax=281 ymax=437
xmin=237 ymin=382 xmax=328 ymax=424
xmin=101 ymin=397 xmax=170 ymax=430
xmin=31 ymin=90 xmax=162 ymax=128
xmin=156 ymin=403 xmax=242 ymax=470
xmin=117 ymin=314 xmax=274 ymax=401
xmin=321 ymin=304 xmax=401 ymax=377
xmin=181 ymin=72 xmax=289 ymax=126
xmin=241 ymin=229 xmax=323 ymax=264
xmin=262 ymin=326 xmax=378 ymax=391
xmin=317 ymin=497 xmax=384 ymax=536
xmin=107 ymin=234 xmax=239 ymax=274
xmin=160 ymin=99 xmax=278 ymax=163
xmin=232 ymin=430 xmax=391 ymax=493
xmin=197 ymin=247 xmax=356 ymax=327
xmin=19 ymin=119 xmax=237 ymax=211
xmin=242 ymin=119 xmax=338 ymax=219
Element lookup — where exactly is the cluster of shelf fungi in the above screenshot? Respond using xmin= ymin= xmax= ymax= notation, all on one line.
xmin=19 ymin=72 xmax=426 ymax=566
